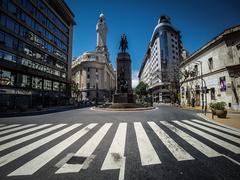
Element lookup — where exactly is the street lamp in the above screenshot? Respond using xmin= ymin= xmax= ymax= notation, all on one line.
xmin=193 ymin=61 xmax=207 ymax=115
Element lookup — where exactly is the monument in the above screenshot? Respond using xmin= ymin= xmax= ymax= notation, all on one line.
xmin=113 ymin=34 xmax=136 ymax=104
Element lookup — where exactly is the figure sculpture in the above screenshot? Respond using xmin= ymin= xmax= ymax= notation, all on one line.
xmin=119 ymin=34 xmax=128 ymax=53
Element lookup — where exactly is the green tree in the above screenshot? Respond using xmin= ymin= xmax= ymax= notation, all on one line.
xmin=135 ymin=81 xmax=149 ymax=100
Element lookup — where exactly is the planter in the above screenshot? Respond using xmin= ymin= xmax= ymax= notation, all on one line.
xmin=211 ymin=109 xmax=216 ymax=115
xmin=215 ymin=109 xmax=227 ymax=118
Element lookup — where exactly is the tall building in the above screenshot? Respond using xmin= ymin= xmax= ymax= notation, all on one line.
xmin=138 ymin=15 xmax=183 ymax=103
xmin=72 ymin=14 xmax=115 ymax=102
xmin=180 ymin=25 xmax=240 ymax=110
xmin=0 ymin=0 xmax=75 ymax=111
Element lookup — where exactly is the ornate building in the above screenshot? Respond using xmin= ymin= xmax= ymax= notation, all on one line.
xmin=180 ymin=25 xmax=240 ymax=110
xmin=72 ymin=14 xmax=115 ymax=102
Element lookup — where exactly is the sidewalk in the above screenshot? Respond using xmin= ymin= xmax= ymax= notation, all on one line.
xmin=0 ymin=105 xmax=77 ymax=118
xmin=179 ymin=105 xmax=240 ymax=129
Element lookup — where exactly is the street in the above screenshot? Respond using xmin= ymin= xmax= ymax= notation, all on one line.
xmin=0 ymin=105 xmax=239 ymax=180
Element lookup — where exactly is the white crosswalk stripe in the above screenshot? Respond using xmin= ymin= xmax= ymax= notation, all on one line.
xmin=0 ymin=124 xmax=36 ymax=136
xmin=0 ymin=124 xmax=81 ymax=167
xmin=0 ymin=124 xmax=52 ymax=142
xmin=0 ymin=124 xmax=5 ymax=127
xmin=101 ymin=123 xmax=127 ymax=180
xmin=0 ymin=124 xmax=66 ymax=151
xmin=191 ymin=119 xmax=240 ymax=136
xmin=174 ymin=121 xmax=240 ymax=154
xmin=0 ymin=120 xmax=239 ymax=178
xmin=183 ymin=120 xmax=240 ymax=144
xmin=0 ymin=124 xmax=21 ymax=131
xmin=148 ymin=121 xmax=194 ymax=161
xmin=134 ymin=122 xmax=161 ymax=166
xmin=56 ymin=123 xmax=112 ymax=174
xmin=9 ymin=123 xmax=97 ymax=176
xmin=160 ymin=121 xmax=221 ymax=157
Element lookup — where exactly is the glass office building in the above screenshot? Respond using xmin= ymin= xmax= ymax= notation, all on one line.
xmin=0 ymin=0 xmax=75 ymax=110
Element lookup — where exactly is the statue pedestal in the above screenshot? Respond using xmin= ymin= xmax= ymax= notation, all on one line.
xmin=113 ymin=93 xmax=135 ymax=103
xmin=112 ymin=52 xmax=136 ymax=105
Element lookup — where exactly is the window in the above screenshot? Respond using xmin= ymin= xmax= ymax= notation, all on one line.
xmin=18 ymin=74 xmax=31 ymax=88
xmin=32 ymin=76 xmax=42 ymax=89
xmin=53 ymin=81 xmax=59 ymax=91
xmin=87 ymin=74 xmax=90 ymax=79
xmin=236 ymin=43 xmax=240 ymax=50
xmin=208 ymin=58 xmax=213 ymax=70
xmin=44 ymin=79 xmax=52 ymax=90
xmin=0 ymin=50 xmax=16 ymax=62
xmin=210 ymin=88 xmax=215 ymax=100
xmin=87 ymin=67 xmax=90 ymax=72
xmin=87 ymin=83 xmax=90 ymax=89
xmin=0 ymin=69 xmax=15 ymax=86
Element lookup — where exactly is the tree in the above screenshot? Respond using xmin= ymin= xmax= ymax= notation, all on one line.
xmin=135 ymin=81 xmax=149 ymax=100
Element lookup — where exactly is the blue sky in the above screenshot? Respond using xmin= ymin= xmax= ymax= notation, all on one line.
xmin=66 ymin=0 xmax=240 ymax=86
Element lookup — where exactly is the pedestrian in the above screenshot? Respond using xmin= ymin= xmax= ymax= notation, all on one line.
xmin=191 ymin=97 xmax=195 ymax=107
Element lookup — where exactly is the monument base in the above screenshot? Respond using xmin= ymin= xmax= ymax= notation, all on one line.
xmin=113 ymin=93 xmax=136 ymax=104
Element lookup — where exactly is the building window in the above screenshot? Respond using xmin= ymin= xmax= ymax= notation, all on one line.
xmin=0 ymin=50 xmax=17 ymax=62
xmin=87 ymin=74 xmax=90 ymax=79
xmin=0 ymin=69 xmax=15 ymax=86
xmin=53 ymin=81 xmax=59 ymax=91
xmin=208 ymin=58 xmax=213 ymax=70
xmin=87 ymin=67 xmax=90 ymax=72
xmin=32 ymin=76 xmax=42 ymax=89
xmin=194 ymin=65 xmax=198 ymax=75
xmin=96 ymin=68 xmax=98 ymax=72
xmin=87 ymin=83 xmax=90 ymax=89
xmin=44 ymin=79 xmax=52 ymax=90
xmin=18 ymin=74 xmax=31 ymax=88
xmin=210 ymin=88 xmax=215 ymax=100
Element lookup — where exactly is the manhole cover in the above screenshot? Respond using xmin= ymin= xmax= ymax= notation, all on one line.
xmin=66 ymin=156 xmax=87 ymax=164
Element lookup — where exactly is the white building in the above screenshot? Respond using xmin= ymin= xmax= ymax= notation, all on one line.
xmin=72 ymin=14 xmax=116 ymax=102
xmin=180 ymin=25 xmax=240 ymax=111
xmin=138 ymin=15 xmax=183 ymax=103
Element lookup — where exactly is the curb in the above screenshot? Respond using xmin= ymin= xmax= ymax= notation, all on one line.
xmin=91 ymin=107 xmax=157 ymax=112
xmin=196 ymin=113 xmax=240 ymax=131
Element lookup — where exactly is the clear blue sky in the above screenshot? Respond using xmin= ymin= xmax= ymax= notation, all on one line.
xmin=66 ymin=0 xmax=240 ymax=78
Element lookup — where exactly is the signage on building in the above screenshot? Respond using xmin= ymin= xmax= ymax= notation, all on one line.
xmin=220 ymin=76 xmax=226 ymax=91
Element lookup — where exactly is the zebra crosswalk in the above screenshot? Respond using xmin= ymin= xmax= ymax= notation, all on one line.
xmin=0 ymin=119 xmax=239 ymax=179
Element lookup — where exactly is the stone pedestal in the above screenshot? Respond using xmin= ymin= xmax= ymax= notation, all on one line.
xmin=112 ymin=52 xmax=136 ymax=104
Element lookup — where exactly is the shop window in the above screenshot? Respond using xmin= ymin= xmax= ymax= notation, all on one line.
xmin=44 ymin=79 xmax=52 ymax=90
xmin=53 ymin=81 xmax=59 ymax=91
xmin=210 ymin=88 xmax=215 ymax=100
xmin=32 ymin=76 xmax=42 ymax=89
xmin=18 ymin=74 xmax=31 ymax=88
xmin=0 ymin=69 xmax=15 ymax=86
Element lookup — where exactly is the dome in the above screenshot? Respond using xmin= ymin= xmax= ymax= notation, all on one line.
xmin=99 ymin=13 xmax=104 ymax=18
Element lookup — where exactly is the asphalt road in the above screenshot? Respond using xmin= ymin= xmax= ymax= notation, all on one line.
xmin=0 ymin=105 xmax=239 ymax=180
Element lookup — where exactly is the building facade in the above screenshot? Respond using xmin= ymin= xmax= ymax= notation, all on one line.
xmin=138 ymin=15 xmax=183 ymax=103
xmin=0 ymin=0 xmax=75 ymax=111
xmin=180 ymin=25 xmax=240 ymax=111
xmin=72 ymin=14 xmax=115 ymax=102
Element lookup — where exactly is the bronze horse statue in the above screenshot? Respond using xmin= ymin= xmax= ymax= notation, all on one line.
xmin=119 ymin=34 xmax=128 ymax=53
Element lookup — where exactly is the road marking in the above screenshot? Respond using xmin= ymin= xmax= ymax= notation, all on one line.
xmin=0 ymin=124 xmax=81 ymax=167
xmin=148 ymin=122 xmax=194 ymax=161
xmin=160 ymin=121 xmax=221 ymax=157
xmin=134 ymin=122 xmax=161 ymax=166
xmin=0 ymin=124 xmax=52 ymax=142
xmin=0 ymin=124 xmax=5 ymax=127
xmin=0 ymin=124 xmax=21 ymax=131
xmin=0 ymin=124 xmax=66 ymax=152
xmin=56 ymin=123 xmax=112 ymax=174
xmin=8 ymin=123 xmax=97 ymax=176
xmin=192 ymin=119 xmax=240 ymax=136
xmin=174 ymin=121 xmax=240 ymax=154
xmin=183 ymin=120 xmax=240 ymax=144
xmin=0 ymin=124 xmax=36 ymax=136
xmin=101 ymin=123 xmax=127 ymax=180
